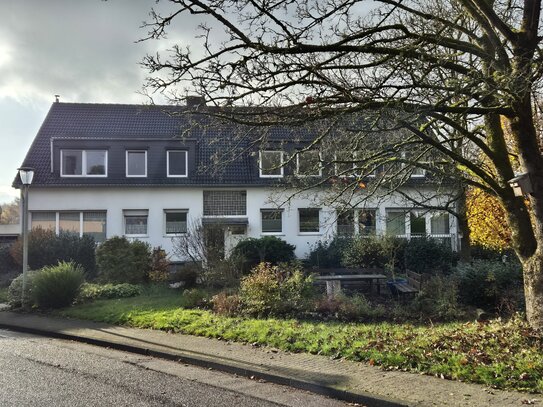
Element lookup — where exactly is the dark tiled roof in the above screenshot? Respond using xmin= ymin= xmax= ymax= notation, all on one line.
xmin=14 ymin=102 xmax=303 ymax=188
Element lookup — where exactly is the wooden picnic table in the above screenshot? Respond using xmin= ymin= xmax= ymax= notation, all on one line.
xmin=314 ymin=274 xmax=388 ymax=297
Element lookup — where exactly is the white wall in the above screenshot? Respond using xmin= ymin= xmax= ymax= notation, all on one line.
xmin=27 ymin=185 xmax=459 ymax=261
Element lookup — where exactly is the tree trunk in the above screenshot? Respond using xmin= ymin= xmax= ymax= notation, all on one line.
xmin=521 ymin=250 xmax=543 ymax=329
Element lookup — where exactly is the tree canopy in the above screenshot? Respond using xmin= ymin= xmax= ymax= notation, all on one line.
xmin=141 ymin=0 xmax=543 ymax=328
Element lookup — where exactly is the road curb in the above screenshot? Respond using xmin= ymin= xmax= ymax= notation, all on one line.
xmin=0 ymin=321 xmax=408 ymax=407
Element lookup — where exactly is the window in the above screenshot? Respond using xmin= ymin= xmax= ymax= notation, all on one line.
xmin=335 ymin=151 xmax=356 ymax=177
xmin=296 ymin=150 xmax=321 ymax=177
xmin=124 ymin=210 xmax=148 ymax=236
xmin=167 ymin=150 xmax=188 ymax=177
xmin=261 ymin=209 xmax=283 ymax=233
xmin=83 ymin=212 xmax=107 ymax=243
xmin=61 ymin=150 xmax=107 ymax=177
xmin=259 ymin=151 xmax=284 ymax=177
xmin=358 ymin=209 xmax=376 ymax=236
xmin=126 ymin=151 xmax=147 ymax=177
xmin=299 ymin=208 xmax=320 ymax=233
xmin=203 ymin=191 xmax=247 ymax=216
xmin=431 ymin=212 xmax=450 ymax=235
xmin=386 ymin=210 xmax=406 ymax=236
xmin=337 ymin=210 xmax=355 ymax=236
xmin=401 ymin=151 xmax=426 ymax=177
xmin=410 ymin=211 xmax=426 ymax=236
xmin=59 ymin=212 xmax=80 ymax=234
xmin=165 ymin=210 xmax=188 ymax=235
xmin=31 ymin=211 xmax=107 ymax=242
xmin=31 ymin=212 xmax=56 ymax=231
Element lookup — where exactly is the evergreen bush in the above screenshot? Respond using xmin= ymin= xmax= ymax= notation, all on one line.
xmin=32 ymin=262 xmax=85 ymax=309
xmin=231 ymin=236 xmax=295 ymax=273
xmin=96 ymin=236 xmax=151 ymax=284
xmin=404 ymin=237 xmax=454 ymax=274
xmin=10 ymin=229 xmax=96 ymax=278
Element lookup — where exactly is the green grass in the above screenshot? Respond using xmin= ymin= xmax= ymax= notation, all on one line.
xmin=57 ymin=288 xmax=543 ymax=393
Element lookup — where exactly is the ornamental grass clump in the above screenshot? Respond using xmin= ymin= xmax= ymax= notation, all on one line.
xmin=239 ymin=262 xmax=314 ymax=317
xmin=32 ymin=261 xmax=85 ymax=309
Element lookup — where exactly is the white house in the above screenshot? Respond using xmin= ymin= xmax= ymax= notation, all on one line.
xmin=14 ymin=101 xmax=459 ymax=261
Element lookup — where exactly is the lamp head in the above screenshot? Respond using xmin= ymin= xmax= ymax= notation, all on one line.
xmin=18 ymin=167 xmax=35 ymax=186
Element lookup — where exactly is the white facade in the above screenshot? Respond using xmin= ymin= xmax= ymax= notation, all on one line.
xmin=27 ymin=186 xmax=459 ymax=261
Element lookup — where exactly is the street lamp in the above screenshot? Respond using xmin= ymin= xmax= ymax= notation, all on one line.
xmin=18 ymin=167 xmax=34 ymax=307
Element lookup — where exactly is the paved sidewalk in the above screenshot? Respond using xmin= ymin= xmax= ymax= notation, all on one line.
xmin=0 ymin=311 xmax=537 ymax=407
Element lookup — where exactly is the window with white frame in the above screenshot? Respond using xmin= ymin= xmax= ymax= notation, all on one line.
xmin=167 ymin=150 xmax=188 ymax=177
xmin=401 ymin=151 xmax=426 ymax=177
xmin=31 ymin=212 xmax=56 ymax=231
xmin=410 ymin=211 xmax=426 ymax=236
xmin=358 ymin=209 xmax=376 ymax=235
xmin=431 ymin=212 xmax=450 ymax=235
xmin=261 ymin=209 xmax=283 ymax=233
xmin=61 ymin=149 xmax=107 ymax=177
xmin=337 ymin=210 xmax=355 ymax=236
xmin=336 ymin=209 xmax=376 ymax=236
xmin=386 ymin=210 xmax=407 ymax=236
xmin=124 ymin=210 xmax=148 ymax=236
xmin=59 ymin=212 xmax=80 ymax=234
xmin=126 ymin=151 xmax=147 ymax=177
xmin=82 ymin=212 xmax=107 ymax=242
xmin=296 ymin=150 xmax=321 ymax=177
xmin=164 ymin=210 xmax=188 ymax=235
xmin=299 ymin=208 xmax=320 ymax=233
xmin=31 ymin=211 xmax=107 ymax=242
xmin=259 ymin=151 xmax=284 ymax=177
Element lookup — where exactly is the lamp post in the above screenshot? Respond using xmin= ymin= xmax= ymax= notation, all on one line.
xmin=18 ymin=167 xmax=34 ymax=307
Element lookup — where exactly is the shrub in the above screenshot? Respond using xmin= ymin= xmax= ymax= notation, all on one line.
xmin=239 ymin=262 xmax=314 ymax=317
xmin=211 ymin=291 xmax=241 ymax=316
xmin=32 ymin=262 xmax=85 ymax=309
xmin=306 ymin=237 xmax=352 ymax=268
xmin=148 ymin=247 xmax=171 ymax=282
xmin=181 ymin=288 xmax=210 ymax=308
xmin=231 ymin=236 xmax=296 ymax=272
xmin=314 ymin=294 xmax=385 ymax=321
xmin=96 ymin=237 xmax=151 ymax=284
xmin=7 ymin=270 xmax=39 ymax=308
xmin=77 ymin=283 xmax=143 ymax=302
xmin=410 ymin=276 xmax=462 ymax=321
xmin=202 ymin=258 xmax=243 ymax=288
xmin=455 ymin=260 xmax=523 ymax=311
xmin=404 ymin=237 xmax=454 ymax=275
xmin=169 ymin=262 xmax=200 ymax=288
xmin=10 ymin=229 xmax=97 ymax=278
xmin=342 ymin=236 xmax=406 ymax=271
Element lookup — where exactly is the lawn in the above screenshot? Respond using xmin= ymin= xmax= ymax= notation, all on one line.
xmin=58 ymin=288 xmax=543 ymax=393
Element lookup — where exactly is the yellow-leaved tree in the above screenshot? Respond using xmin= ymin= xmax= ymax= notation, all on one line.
xmin=466 ymin=188 xmax=511 ymax=251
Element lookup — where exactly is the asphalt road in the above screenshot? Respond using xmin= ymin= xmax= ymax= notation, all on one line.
xmin=0 ymin=329 xmax=349 ymax=407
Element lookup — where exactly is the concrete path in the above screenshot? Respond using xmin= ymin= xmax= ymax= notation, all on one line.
xmin=0 ymin=310 xmax=538 ymax=407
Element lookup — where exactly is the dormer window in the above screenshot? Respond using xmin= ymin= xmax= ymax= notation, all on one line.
xmin=296 ymin=150 xmax=321 ymax=177
xmin=61 ymin=149 xmax=107 ymax=177
xmin=167 ymin=150 xmax=188 ymax=177
xmin=259 ymin=151 xmax=284 ymax=178
xmin=126 ymin=150 xmax=147 ymax=177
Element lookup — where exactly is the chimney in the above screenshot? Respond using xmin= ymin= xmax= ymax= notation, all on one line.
xmin=185 ymin=95 xmax=206 ymax=107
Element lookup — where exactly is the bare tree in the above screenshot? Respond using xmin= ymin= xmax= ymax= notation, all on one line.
xmin=141 ymin=0 xmax=543 ymax=328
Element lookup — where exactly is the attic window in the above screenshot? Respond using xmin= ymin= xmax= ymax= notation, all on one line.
xmin=126 ymin=151 xmax=147 ymax=177
xmin=61 ymin=149 xmax=107 ymax=177
xmin=167 ymin=150 xmax=188 ymax=177
xmin=259 ymin=151 xmax=284 ymax=178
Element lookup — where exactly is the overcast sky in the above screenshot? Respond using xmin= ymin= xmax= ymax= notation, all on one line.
xmin=0 ymin=0 xmax=202 ymax=204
